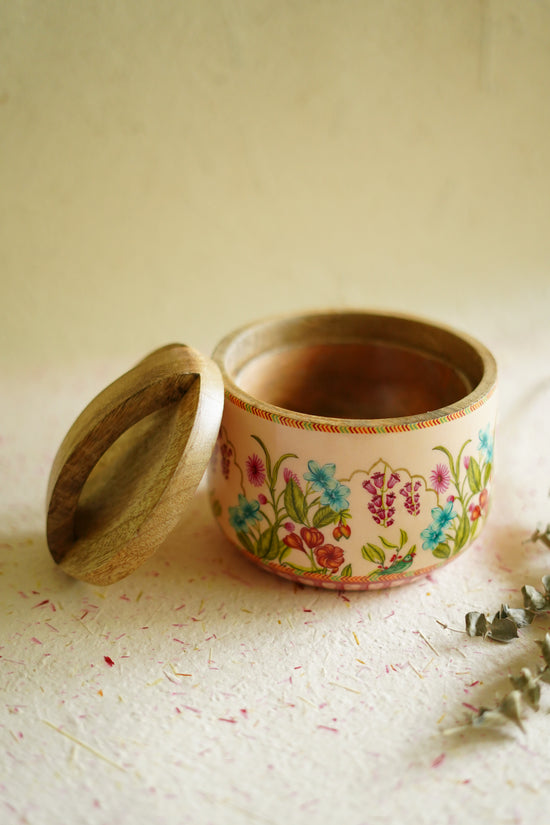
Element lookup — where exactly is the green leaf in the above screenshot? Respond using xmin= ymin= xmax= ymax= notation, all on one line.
xmin=284 ymin=477 xmax=307 ymax=524
xmin=467 ymin=456 xmax=482 ymax=494
xmin=257 ymin=527 xmax=281 ymax=561
xmin=313 ymin=505 xmax=338 ymax=528
xmin=237 ymin=531 xmax=256 ymax=555
xmin=483 ymin=461 xmax=492 ymax=486
xmin=399 ymin=529 xmax=408 ymax=549
xmin=279 ymin=546 xmax=291 ymax=564
xmin=362 ymin=543 xmax=385 ymax=565
xmin=454 ymin=512 xmax=471 ymax=553
xmin=341 ymin=564 xmax=353 ymax=578
xmin=251 ymin=435 xmax=272 ymax=484
xmin=379 ymin=536 xmax=399 ymax=550
xmin=267 ymin=531 xmax=284 ymax=561
xmin=433 ymin=542 xmax=451 ymax=559
xmin=433 ymin=445 xmax=455 ymax=475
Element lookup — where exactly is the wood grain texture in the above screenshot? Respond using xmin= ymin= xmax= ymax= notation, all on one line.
xmin=46 ymin=344 xmax=224 ymax=585
xmin=214 ymin=311 xmax=497 ymax=425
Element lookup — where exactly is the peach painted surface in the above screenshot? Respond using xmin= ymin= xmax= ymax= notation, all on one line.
xmin=209 ymin=389 xmax=497 ymax=589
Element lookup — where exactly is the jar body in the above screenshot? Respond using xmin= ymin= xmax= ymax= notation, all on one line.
xmin=208 ymin=384 xmax=497 ymax=590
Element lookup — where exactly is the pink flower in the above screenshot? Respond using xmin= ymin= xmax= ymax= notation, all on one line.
xmin=430 ymin=463 xmax=451 ymax=494
xmin=399 ymin=479 xmax=421 ymax=516
xmin=387 ymin=472 xmax=401 ymax=489
xmin=463 ymin=456 xmax=471 ymax=470
xmin=479 ymin=488 xmax=489 ymax=513
xmin=258 ymin=494 xmax=267 ymax=505
xmin=246 ymin=454 xmax=266 ymax=487
xmin=283 ymin=468 xmax=301 ymax=489
xmin=284 ymin=521 xmax=295 ymax=532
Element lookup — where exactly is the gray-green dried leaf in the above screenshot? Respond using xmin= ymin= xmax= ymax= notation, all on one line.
xmin=498 ymin=690 xmax=525 ymax=731
xmin=536 ymin=633 xmax=550 ymax=667
xmin=465 ymin=611 xmax=488 ymax=637
xmin=529 ymin=525 xmax=550 ymax=550
xmin=510 ymin=668 xmax=541 ymax=711
xmin=522 ymin=584 xmax=549 ymax=612
xmin=493 ymin=604 xmax=534 ymax=628
xmin=466 ymin=691 xmax=526 ymax=733
xmin=487 ymin=617 xmax=519 ymax=643
xmin=472 ymin=707 xmax=509 ymax=730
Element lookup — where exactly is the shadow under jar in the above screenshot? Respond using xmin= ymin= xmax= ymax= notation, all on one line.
xmin=209 ymin=311 xmax=497 ymax=590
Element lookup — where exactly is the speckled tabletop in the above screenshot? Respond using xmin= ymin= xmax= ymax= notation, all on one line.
xmin=1 ymin=315 xmax=549 ymax=825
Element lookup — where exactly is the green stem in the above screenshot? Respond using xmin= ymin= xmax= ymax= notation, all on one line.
xmin=283 ymin=561 xmax=325 ymax=575
xmin=261 ymin=510 xmax=274 ymax=528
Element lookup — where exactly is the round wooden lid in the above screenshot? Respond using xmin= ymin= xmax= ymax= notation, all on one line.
xmin=46 ymin=344 xmax=224 ymax=585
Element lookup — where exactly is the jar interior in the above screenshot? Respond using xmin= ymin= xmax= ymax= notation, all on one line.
xmin=235 ymin=342 xmax=472 ymax=419
xmin=219 ymin=314 xmax=488 ymax=420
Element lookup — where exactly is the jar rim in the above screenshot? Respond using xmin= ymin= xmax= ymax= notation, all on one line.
xmin=213 ymin=310 xmax=497 ymax=431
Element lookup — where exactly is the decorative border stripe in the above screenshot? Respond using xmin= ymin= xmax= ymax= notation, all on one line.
xmin=240 ymin=550 xmax=443 ymax=590
xmin=224 ymin=384 xmax=496 ymax=435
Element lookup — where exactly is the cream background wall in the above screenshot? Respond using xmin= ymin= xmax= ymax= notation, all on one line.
xmin=1 ymin=0 xmax=549 ymax=370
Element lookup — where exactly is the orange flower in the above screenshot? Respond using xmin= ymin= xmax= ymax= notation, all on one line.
xmin=283 ymin=533 xmax=305 ymax=552
xmin=469 ymin=504 xmax=481 ymax=521
xmin=315 ymin=544 xmax=345 ymax=573
xmin=333 ymin=522 xmax=351 ymax=541
xmin=300 ymin=527 xmax=325 ymax=549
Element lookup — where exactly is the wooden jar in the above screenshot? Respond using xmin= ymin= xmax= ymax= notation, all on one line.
xmin=208 ymin=311 xmax=497 ymax=589
xmin=46 ymin=311 xmax=497 ymax=589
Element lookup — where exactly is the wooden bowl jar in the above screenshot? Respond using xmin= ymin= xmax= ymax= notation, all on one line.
xmin=208 ymin=311 xmax=497 ymax=590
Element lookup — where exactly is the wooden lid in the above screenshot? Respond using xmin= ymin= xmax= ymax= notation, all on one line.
xmin=46 ymin=344 xmax=224 ymax=585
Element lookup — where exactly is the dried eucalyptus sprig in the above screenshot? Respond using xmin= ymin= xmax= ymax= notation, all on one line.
xmin=473 ymin=689 xmax=525 ymax=732
xmin=444 ymin=634 xmax=550 ymax=735
xmin=510 ymin=668 xmax=541 ymax=711
xmin=465 ymin=573 xmax=550 ymax=645
xmin=465 ymin=611 xmax=520 ymax=642
xmin=526 ymin=524 xmax=550 ymax=551
xmin=442 ymin=522 xmax=550 ymax=736
xmin=522 ymin=575 xmax=550 ymax=612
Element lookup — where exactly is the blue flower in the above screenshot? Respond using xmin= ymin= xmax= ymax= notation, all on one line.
xmin=320 ymin=481 xmax=351 ymax=513
xmin=240 ymin=495 xmax=262 ymax=525
xmin=303 ymin=461 xmax=336 ymax=492
xmin=228 ymin=494 xmax=262 ymax=534
xmin=421 ymin=521 xmax=445 ymax=551
xmin=478 ymin=425 xmax=494 ymax=463
xmin=431 ymin=501 xmax=457 ymax=531
xmin=229 ymin=504 xmax=248 ymax=533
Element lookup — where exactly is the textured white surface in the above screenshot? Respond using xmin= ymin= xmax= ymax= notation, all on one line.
xmin=2 ymin=2 xmax=550 ymax=823
xmin=1 ymin=322 xmax=550 ymax=825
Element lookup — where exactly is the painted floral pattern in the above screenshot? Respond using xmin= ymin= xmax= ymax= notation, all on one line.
xmin=419 ymin=426 xmax=494 ymax=560
xmin=222 ymin=436 xmax=353 ymax=577
xmin=212 ymin=424 xmax=495 ymax=585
